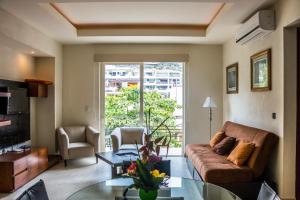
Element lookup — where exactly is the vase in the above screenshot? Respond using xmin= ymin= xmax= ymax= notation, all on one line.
xmin=139 ymin=188 xmax=158 ymax=200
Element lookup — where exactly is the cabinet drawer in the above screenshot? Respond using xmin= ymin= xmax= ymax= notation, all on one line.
xmin=14 ymin=157 xmax=28 ymax=175
xmin=14 ymin=169 xmax=29 ymax=189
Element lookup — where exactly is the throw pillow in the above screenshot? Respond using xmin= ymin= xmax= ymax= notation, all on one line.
xmin=209 ymin=131 xmax=225 ymax=147
xmin=212 ymin=136 xmax=236 ymax=155
xmin=227 ymin=141 xmax=255 ymax=166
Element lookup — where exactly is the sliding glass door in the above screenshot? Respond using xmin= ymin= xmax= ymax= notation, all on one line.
xmin=104 ymin=63 xmax=141 ymax=134
xmin=102 ymin=62 xmax=184 ymax=155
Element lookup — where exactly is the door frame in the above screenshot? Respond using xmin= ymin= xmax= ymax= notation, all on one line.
xmin=296 ymin=27 xmax=300 ymax=200
xmin=100 ymin=62 xmax=186 ymax=154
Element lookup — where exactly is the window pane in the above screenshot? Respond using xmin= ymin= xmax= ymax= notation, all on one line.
xmin=143 ymin=62 xmax=183 ymax=155
xmin=104 ymin=64 xmax=140 ymax=150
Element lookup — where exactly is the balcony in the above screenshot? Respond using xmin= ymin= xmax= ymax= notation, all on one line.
xmin=104 ymin=126 xmax=183 ymax=156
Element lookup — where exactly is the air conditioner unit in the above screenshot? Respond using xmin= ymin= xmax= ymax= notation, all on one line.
xmin=236 ymin=10 xmax=275 ymax=45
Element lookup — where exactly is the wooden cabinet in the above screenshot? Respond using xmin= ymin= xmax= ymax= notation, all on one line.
xmin=25 ymin=79 xmax=52 ymax=97
xmin=0 ymin=147 xmax=48 ymax=192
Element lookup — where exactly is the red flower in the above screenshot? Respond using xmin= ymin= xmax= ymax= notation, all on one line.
xmin=139 ymin=146 xmax=148 ymax=152
xmin=127 ymin=162 xmax=137 ymax=174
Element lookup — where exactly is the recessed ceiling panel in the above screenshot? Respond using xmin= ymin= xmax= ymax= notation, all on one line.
xmin=54 ymin=2 xmax=224 ymax=25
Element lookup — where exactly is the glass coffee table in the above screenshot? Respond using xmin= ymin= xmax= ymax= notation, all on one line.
xmin=66 ymin=177 xmax=241 ymax=200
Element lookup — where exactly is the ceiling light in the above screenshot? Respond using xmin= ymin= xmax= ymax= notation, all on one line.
xmin=30 ymin=51 xmax=35 ymax=54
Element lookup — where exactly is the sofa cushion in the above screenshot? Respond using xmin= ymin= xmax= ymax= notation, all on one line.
xmin=209 ymin=131 xmax=225 ymax=147
xmin=213 ymin=137 xmax=236 ymax=155
xmin=68 ymin=142 xmax=94 ymax=159
xmin=200 ymin=162 xmax=253 ymax=184
xmin=227 ymin=141 xmax=255 ymax=166
xmin=222 ymin=121 xmax=278 ymax=178
xmin=186 ymin=144 xmax=253 ymax=183
xmin=186 ymin=144 xmax=253 ymax=184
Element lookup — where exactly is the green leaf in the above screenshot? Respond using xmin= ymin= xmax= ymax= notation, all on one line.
xmin=136 ymin=159 xmax=154 ymax=187
xmin=154 ymin=136 xmax=164 ymax=144
xmin=162 ymin=137 xmax=168 ymax=146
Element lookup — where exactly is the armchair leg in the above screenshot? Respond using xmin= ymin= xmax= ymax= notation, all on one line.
xmin=96 ymin=157 xmax=98 ymax=164
xmin=64 ymin=160 xmax=67 ymax=167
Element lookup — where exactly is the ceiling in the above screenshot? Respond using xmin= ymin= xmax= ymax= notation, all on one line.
xmin=0 ymin=0 xmax=276 ymax=44
xmin=54 ymin=2 xmax=223 ymax=25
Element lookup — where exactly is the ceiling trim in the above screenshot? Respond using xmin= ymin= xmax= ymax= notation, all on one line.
xmin=208 ymin=2 xmax=225 ymax=25
xmin=50 ymin=2 xmax=76 ymax=27
xmin=50 ymin=2 xmax=225 ymax=32
xmin=76 ymin=24 xmax=208 ymax=30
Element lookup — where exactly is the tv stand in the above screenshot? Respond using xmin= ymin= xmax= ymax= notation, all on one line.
xmin=0 ymin=147 xmax=48 ymax=192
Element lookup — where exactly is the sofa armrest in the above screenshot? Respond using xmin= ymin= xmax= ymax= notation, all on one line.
xmin=111 ymin=128 xmax=122 ymax=152
xmin=57 ymin=128 xmax=70 ymax=160
xmin=111 ymin=135 xmax=119 ymax=152
xmin=86 ymin=126 xmax=100 ymax=153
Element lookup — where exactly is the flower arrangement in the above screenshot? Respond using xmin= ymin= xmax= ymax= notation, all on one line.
xmin=123 ymin=143 xmax=169 ymax=200
xmin=122 ymin=109 xmax=171 ymax=200
xmin=144 ymin=108 xmax=172 ymax=157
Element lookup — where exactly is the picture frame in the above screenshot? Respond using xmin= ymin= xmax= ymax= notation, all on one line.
xmin=226 ymin=63 xmax=238 ymax=94
xmin=250 ymin=49 xmax=271 ymax=91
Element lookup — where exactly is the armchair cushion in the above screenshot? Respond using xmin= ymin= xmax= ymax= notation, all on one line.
xmin=121 ymin=127 xmax=144 ymax=145
xmin=68 ymin=143 xmax=94 ymax=159
xmin=63 ymin=126 xmax=86 ymax=143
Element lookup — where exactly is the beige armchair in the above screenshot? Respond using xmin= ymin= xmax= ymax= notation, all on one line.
xmin=56 ymin=126 xmax=100 ymax=167
xmin=111 ymin=127 xmax=145 ymax=152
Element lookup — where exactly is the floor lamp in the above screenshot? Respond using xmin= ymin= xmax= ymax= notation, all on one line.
xmin=202 ymin=96 xmax=216 ymax=139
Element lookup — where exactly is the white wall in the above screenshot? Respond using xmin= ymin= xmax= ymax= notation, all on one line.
xmin=0 ymin=44 xmax=35 ymax=81
xmin=0 ymin=43 xmax=37 ymax=142
xmin=63 ymin=44 xmax=223 ymax=149
xmin=223 ymin=0 xmax=300 ymax=198
xmin=0 ymin=8 xmax=63 ymax=154
xmin=34 ymin=57 xmax=56 ymax=153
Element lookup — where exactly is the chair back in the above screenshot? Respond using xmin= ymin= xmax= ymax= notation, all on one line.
xmin=63 ymin=126 xmax=86 ymax=143
xmin=257 ymin=181 xmax=280 ymax=200
xmin=16 ymin=180 xmax=49 ymax=200
xmin=120 ymin=127 xmax=144 ymax=145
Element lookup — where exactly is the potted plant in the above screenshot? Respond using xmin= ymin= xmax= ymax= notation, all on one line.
xmin=144 ymin=108 xmax=172 ymax=157
xmin=123 ymin=143 xmax=169 ymax=200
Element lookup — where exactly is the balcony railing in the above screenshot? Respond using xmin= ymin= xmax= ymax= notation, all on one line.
xmin=104 ymin=126 xmax=183 ymax=151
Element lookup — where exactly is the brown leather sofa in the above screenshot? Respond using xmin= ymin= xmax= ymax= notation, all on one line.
xmin=185 ymin=121 xmax=278 ymax=199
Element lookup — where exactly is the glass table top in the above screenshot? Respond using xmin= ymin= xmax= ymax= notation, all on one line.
xmin=67 ymin=177 xmax=242 ymax=200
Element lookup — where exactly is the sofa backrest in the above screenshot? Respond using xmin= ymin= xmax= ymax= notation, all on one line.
xmin=120 ymin=127 xmax=144 ymax=145
xmin=63 ymin=126 xmax=86 ymax=143
xmin=222 ymin=121 xmax=278 ymax=178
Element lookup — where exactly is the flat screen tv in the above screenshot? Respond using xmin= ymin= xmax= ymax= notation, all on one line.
xmin=0 ymin=79 xmax=30 ymax=149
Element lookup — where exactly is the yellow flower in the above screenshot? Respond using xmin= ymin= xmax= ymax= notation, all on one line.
xmin=151 ymin=170 xmax=166 ymax=178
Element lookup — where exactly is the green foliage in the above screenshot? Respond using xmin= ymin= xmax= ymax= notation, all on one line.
xmin=105 ymin=87 xmax=182 ymax=147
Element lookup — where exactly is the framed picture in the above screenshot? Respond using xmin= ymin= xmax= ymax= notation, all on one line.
xmin=226 ymin=63 xmax=238 ymax=94
xmin=251 ymin=49 xmax=271 ymax=91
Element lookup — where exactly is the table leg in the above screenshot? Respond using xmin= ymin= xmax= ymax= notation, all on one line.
xmin=111 ymin=166 xmax=118 ymax=178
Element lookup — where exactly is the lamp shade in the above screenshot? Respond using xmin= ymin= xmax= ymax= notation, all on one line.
xmin=202 ymin=96 xmax=216 ymax=108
